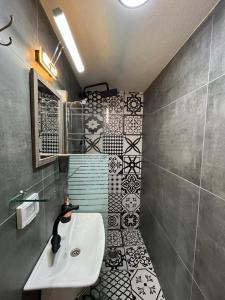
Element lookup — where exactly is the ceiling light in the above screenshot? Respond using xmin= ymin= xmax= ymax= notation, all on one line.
xmin=53 ymin=8 xmax=85 ymax=73
xmin=119 ymin=0 xmax=149 ymax=8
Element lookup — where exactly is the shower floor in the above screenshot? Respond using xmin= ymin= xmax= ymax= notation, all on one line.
xmin=82 ymin=229 xmax=165 ymax=300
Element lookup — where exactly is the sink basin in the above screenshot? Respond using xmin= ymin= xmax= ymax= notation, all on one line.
xmin=24 ymin=213 xmax=105 ymax=290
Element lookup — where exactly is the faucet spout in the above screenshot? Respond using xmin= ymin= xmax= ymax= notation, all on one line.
xmin=51 ymin=205 xmax=79 ymax=254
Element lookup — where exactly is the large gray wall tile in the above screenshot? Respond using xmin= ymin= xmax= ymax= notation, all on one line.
xmin=0 ymin=0 xmax=81 ymax=299
xmin=210 ymin=0 xmax=225 ymax=81
xmin=140 ymin=208 xmax=192 ymax=300
xmin=142 ymin=163 xmax=199 ymax=272
xmin=0 ymin=203 xmax=46 ymax=300
xmin=194 ymin=189 xmax=225 ymax=300
xmin=202 ymin=75 xmax=225 ymax=199
xmin=0 ymin=46 xmax=42 ymax=224
xmin=144 ymin=17 xmax=212 ymax=113
xmin=144 ymin=86 xmax=207 ymax=185
xmin=191 ymin=282 xmax=206 ymax=300
xmin=0 ymin=0 xmax=37 ymax=66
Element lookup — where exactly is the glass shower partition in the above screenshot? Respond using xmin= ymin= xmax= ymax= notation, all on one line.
xmin=67 ymin=154 xmax=108 ymax=232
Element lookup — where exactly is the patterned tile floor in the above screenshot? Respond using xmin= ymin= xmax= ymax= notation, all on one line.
xmin=81 ymin=229 xmax=165 ymax=300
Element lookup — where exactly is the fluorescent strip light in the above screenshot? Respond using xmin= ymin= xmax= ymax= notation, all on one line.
xmin=53 ymin=8 xmax=85 ymax=73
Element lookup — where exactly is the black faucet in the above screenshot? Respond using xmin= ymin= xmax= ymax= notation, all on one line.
xmin=51 ymin=205 xmax=79 ymax=254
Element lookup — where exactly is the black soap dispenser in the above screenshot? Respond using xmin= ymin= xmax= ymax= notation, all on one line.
xmin=61 ymin=196 xmax=73 ymax=223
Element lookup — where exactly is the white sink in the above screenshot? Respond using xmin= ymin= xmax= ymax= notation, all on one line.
xmin=24 ymin=213 xmax=105 ymax=291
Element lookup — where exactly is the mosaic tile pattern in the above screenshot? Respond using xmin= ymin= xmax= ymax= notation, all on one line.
xmin=124 ymin=115 xmax=142 ymax=135
xmin=109 ymin=193 xmax=122 ymax=212
xmin=124 ymin=92 xmax=144 ymax=115
xmin=103 ymin=135 xmax=123 ymax=155
xmin=122 ymin=193 xmax=140 ymax=212
xmin=123 ymin=155 xmax=142 ymax=175
xmin=108 ymin=155 xmax=123 ymax=175
xmin=130 ymin=268 xmax=164 ymax=300
xmin=84 ymin=135 xmax=103 ymax=153
xmin=122 ymin=174 xmax=142 ymax=195
xmin=104 ymin=114 xmax=123 ymax=135
xmin=84 ymin=114 xmax=103 ymax=134
xmin=82 ymin=229 xmax=165 ymax=300
xmin=108 ymin=213 xmax=121 ymax=229
xmin=109 ymin=175 xmax=122 ymax=193
xmin=123 ymin=135 xmax=142 ymax=155
xmin=107 ymin=94 xmax=124 ymax=114
xmin=107 ymin=230 xmax=123 ymax=247
xmin=125 ymin=245 xmax=152 ymax=270
xmin=84 ymin=91 xmax=143 ymax=230
xmin=121 ymin=212 xmax=140 ymax=229
xmin=102 ymin=247 xmax=127 ymax=271
xmin=122 ymin=229 xmax=144 ymax=246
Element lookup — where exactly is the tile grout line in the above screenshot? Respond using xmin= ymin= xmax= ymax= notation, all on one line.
xmin=189 ymin=11 xmax=214 ymax=300
xmin=146 ymin=160 xmax=225 ymax=203
xmin=145 ymin=66 xmax=225 ymax=119
xmin=146 ymin=206 xmax=195 ymax=278
xmin=0 ymin=184 xmax=46 ymax=228
xmin=145 ymin=206 xmax=206 ymax=300
xmin=0 ymin=169 xmax=58 ymax=228
xmin=0 ymin=212 xmax=16 ymax=228
xmin=147 ymin=160 xmax=200 ymax=188
xmin=146 ymin=82 xmax=209 ymax=116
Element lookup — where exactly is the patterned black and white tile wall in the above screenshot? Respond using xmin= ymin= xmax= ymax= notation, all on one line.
xmin=83 ymin=91 xmax=144 ymax=230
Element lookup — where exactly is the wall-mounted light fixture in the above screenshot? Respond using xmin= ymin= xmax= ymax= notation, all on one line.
xmin=35 ymin=47 xmax=58 ymax=79
xmin=53 ymin=8 xmax=85 ymax=73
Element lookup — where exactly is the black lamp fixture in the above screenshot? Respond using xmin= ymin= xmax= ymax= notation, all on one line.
xmin=119 ymin=0 xmax=149 ymax=8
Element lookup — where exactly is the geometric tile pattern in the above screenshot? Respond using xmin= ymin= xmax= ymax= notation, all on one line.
xmin=104 ymin=114 xmax=123 ymax=135
xmin=125 ymin=245 xmax=152 ymax=270
xmin=123 ymin=155 xmax=142 ymax=175
xmin=122 ymin=229 xmax=144 ymax=247
xmin=101 ymin=270 xmax=133 ymax=299
xmin=130 ymin=268 xmax=163 ymax=300
xmin=107 ymin=230 xmax=123 ymax=247
xmin=108 ymin=94 xmax=124 ymax=114
xmin=109 ymin=193 xmax=122 ymax=212
xmin=109 ymin=175 xmax=122 ymax=193
xmin=122 ymin=193 xmax=140 ymax=212
xmin=39 ymin=93 xmax=59 ymax=154
xmin=124 ymin=92 xmax=143 ymax=115
xmin=103 ymin=135 xmax=123 ymax=155
xmin=121 ymin=212 xmax=140 ymax=229
xmin=82 ymin=229 xmax=165 ymax=300
xmin=108 ymin=213 xmax=121 ymax=229
xmin=122 ymin=174 xmax=142 ymax=195
xmin=85 ymin=91 xmax=103 ymax=114
xmin=124 ymin=116 xmax=142 ymax=135
xmin=123 ymin=135 xmax=142 ymax=155
xmin=84 ymin=134 xmax=103 ymax=153
xmin=84 ymin=90 xmax=143 ymax=230
xmin=102 ymin=247 xmax=127 ymax=271
xmin=109 ymin=155 xmax=123 ymax=175
xmin=84 ymin=114 xmax=103 ymax=134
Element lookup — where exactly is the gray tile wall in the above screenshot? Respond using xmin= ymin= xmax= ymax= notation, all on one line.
xmin=0 ymin=0 xmax=81 ymax=299
xmin=141 ymin=1 xmax=225 ymax=300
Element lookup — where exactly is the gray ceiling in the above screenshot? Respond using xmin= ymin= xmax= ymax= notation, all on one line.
xmin=41 ymin=0 xmax=219 ymax=92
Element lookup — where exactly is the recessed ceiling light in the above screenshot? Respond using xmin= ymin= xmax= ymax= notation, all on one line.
xmin=119 ymin=0 xmax=149 ymax=8
xmin=53 ymin=8 xmax=85 ymax=73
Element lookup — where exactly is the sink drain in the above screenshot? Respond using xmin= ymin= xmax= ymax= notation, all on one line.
xmin=70 ymin=248 xmax=81 ymax=257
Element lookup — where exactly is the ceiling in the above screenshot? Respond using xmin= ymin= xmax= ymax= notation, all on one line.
xmin=41 ymin=0 xmax=219 ymax=92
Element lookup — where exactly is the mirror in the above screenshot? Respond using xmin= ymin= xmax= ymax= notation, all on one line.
xmin=30 ymin=68 xmax=63 ymax=169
